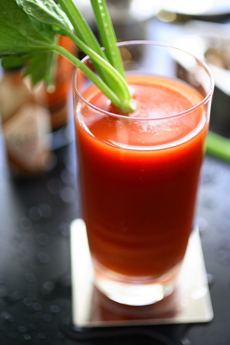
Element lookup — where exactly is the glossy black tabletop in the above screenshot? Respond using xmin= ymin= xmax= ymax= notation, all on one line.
xmin=0 ymin=16 xmax=230 ymax=345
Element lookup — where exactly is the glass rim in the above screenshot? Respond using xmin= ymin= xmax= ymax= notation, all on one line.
xmin=73 ymin=40 xmax=215 ymax=121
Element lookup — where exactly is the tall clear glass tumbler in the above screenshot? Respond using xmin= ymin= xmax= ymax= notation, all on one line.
xmin=73 ymin=41 xmax=214 ymax=306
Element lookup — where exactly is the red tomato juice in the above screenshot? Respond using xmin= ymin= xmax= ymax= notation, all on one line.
xmin=75 ymin=75 xmax=208 ymax=282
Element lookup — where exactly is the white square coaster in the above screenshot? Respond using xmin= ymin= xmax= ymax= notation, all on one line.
xmin=70 ymin=219 xmax=213 ymax=327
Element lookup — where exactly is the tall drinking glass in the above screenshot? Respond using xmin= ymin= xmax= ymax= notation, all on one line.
xmin=73 ymin=41 xmax=214 ymax=306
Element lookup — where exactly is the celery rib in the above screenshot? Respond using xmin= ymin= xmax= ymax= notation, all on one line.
xmin=90 ymin=0 xmax=125 ymax=78
xmin=67 ymin=31 xmax=131 ymax=103
xmin=57 ymin=0 xmax=111 ymax=86
xmin=206 ymin=131 xmax=230 ymax=162
xmin=54 ymin=44 xmax=133 ymax=112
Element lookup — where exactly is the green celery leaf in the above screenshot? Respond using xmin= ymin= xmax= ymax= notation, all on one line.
xmin=15 ymin=0 xmax=73 ymax=35
xmin=23 ymin=51 xmax=56 ymax=86
xmin=1 ymin=55 xmax=30 ymax=69
xmin=29 ymin=17 xmax=57 ymax=42
xmin=0 ymin=0 xmax=55 ymax=58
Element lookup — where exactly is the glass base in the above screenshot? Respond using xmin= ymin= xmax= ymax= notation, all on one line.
xmin=71 ymin=220 xmax=213 ymax=327
xmin=93 ymin=264 xmax=180 ymax=306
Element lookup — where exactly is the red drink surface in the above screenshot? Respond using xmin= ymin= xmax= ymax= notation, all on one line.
xmin=75 ymin=75 xmax=207 ymax=281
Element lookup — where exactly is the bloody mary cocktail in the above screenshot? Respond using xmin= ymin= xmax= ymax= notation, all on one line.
xmin=73 ymin=42 xmax=214 ymax=305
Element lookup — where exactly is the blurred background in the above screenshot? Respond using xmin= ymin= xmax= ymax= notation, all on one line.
xmin=0 ymin=1 xmax=230 ymax=344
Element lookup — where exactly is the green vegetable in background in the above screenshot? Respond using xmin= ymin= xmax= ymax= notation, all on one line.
xmin=206 ymin=131 xmax=230 ymax=163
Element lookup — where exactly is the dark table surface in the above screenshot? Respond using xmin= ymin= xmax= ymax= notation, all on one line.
xmin=0 ymin=16 xmax=230 ymax=345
